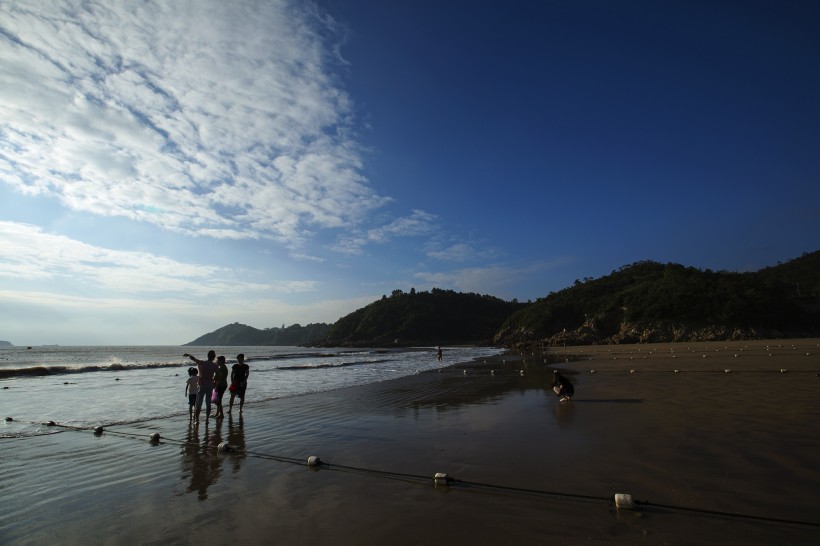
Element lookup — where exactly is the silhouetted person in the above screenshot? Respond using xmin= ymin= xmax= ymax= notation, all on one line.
xmin=228 ymin=353 xmax=250 ymax=414
xmin=551 ymin=370 xmax=574 ymax=402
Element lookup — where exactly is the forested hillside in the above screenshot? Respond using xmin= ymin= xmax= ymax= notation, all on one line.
xmin=495 ymin=251 xmax=820 ymax=347
xmin=184 ymin=252 xmax=818 ymax=348
xmin=316 ymin=288 xmax=525 ymax=347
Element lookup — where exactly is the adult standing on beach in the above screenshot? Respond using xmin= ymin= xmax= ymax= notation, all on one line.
xmin=551 ymin=370 xmax=574 ymax=402
xmin=213 ymin=355 xmax=229 ymax=419
xmin=228 ymin=353 xmax=250 ymax=414
xmin=185 ymin=351 xmax=219 ymax=422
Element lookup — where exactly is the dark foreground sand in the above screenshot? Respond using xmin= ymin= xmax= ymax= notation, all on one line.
xmin=2 ymin=340 xmax=819 ymax=545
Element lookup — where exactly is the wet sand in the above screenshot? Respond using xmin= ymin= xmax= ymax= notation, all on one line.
xmin=2 ymin=340 xmax=819 ymax=545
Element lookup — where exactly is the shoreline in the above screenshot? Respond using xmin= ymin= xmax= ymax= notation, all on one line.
xmin=2 ymin=340 xmax=819 ymax=544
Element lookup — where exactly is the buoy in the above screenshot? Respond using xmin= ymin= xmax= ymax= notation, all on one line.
xmin=434 ymin=472 xmax=449 ymax=485
xmin=519 ymin=370 xmax=524 ymax=376
xmin=724 ymin=369 xmax=731 ymax=373
xmin=614 ymin=493 xmax=635 ymax=510
xmin=149 ymin=433 xmax=161 ymax=443
xmin=674 ymin=369 xmax=680 ymax=373
xmin=5 ymin=417 xmax=13 ymax=422
xmin=307 ymin=455 xmax=322 ymax=467
xmin=217 ymin=442 xmax=232 ymax=453
xmin=780 ymin=369 xmax=788 ymax=373
xmin=630 ymin=369 xmax=636 ymax=374
xmin=93 ymin=426 xmax=104 ymax=435
xmin=46 ymin=421 xmax=56 ymax=426
xmin=490 ymin=370 xmax=495 ymax=375
xmin=589 ymin=369 xmax=596 ymax=374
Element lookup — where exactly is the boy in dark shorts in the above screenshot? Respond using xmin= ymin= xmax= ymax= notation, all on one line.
xmin=228 ymin=353 xmax=250 ymax=414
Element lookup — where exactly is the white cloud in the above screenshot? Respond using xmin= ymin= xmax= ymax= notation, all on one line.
xmin=332 ymin=209 xmax=438 ymax=254
xmin=413 ymin=257 xmax=576 ymax=297
xmin=0 ymin=0 xmax=388 ymax=247
xmin=0 ymin=220 xmax=316 ymax=297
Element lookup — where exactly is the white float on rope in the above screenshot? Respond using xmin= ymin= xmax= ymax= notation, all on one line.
xmin=614 ymin=493 xmax=635 ymax=510
xmin=307 ymin=455 xmax=322 ymax=467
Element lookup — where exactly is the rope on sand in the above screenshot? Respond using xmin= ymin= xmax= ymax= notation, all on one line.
xmin=37 ymin=424 xmax=820 ymax=529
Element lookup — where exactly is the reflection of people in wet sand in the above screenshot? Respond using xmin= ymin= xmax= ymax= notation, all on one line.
xmin=181 ymin=421 xmax=224 ymax=500
xmin=227 ymin=413 xmax=247 ymax=473
xmin=551 ymin=370 xmax=574 ymax=402
xmin=228 ymin=353 xmax=250 ymax=414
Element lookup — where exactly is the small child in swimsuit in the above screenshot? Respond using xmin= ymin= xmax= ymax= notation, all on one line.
xmin=185 ymin=367 xmax=199 ymax=420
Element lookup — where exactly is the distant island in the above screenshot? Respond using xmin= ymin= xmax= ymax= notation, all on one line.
xmin=187 ymin=251 xmax=820 ymax=348
xmin=0 ymin=340 xmax=12 ymax=347
xmin=185 ymin=322 xmax=332 ymax=347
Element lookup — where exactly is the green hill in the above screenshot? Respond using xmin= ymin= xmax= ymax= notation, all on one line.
xmin=184 ymin=252 xmax=819 ymax=348
xmin=184 ymin=322 xmax=331 ymax=346
xmin=495 ymin=251 xmax=820 ymax=347
xmin=315 ymin=288 xmax=525 ymax=347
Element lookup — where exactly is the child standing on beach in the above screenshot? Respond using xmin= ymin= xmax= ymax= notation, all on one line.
xmin=185 ymin=367 xmax=199 ymax=421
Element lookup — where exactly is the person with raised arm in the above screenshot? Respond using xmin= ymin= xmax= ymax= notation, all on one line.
xmin=184 ymin=350 xmax=219 ymax=423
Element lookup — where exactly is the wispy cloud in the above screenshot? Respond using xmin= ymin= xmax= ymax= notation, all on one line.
xmin=332 ymin=209 xmax=438 ymax=254
xmin=0 ymin=0 xmax=387 ymax=247
xmin=414 ymin=257 xmax=576 ymax=297
xmin=0 ymin=221 xmax=317 ymax=297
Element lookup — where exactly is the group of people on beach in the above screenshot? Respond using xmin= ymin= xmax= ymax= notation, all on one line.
xmin=184 ymin=351 xmax=250 ymax=423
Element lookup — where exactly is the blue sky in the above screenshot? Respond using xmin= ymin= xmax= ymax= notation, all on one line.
xmin=1 ymin=0 xmax=818 ymax=345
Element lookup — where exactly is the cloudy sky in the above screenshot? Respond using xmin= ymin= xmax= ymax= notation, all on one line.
xmin=1 ymin=0 xmax=818 ymax=345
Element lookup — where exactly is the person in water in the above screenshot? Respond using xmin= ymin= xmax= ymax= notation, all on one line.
xmin=551 ymin=370 xmax=574 ymax=402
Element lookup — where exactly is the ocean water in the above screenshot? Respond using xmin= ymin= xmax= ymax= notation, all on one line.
xmin=0 ymin=345 xmax=503 ymax=438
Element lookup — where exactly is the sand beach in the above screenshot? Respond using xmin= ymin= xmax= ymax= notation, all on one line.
xmin=2 ymin=340 xmax=819 ymax=545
